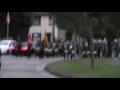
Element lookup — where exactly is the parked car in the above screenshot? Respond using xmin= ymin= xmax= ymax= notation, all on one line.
xmin=21 ymin=42 xmax=35 ymax=55
xmin=0 ymin=40 xmax=17 ymax=54
xmin=11 ymin=43 xmax=17 ymax=55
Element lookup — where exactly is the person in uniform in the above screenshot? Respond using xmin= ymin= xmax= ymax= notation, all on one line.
xmin=112 ymin=39 xmax=119 ymax=59
xmin=16 ymin=37 xmax=22 ymax=57
xmin=39 ymin=41 xmax=45 ymax=59
xmin=0 ymin=50 xmax=1 ymax=68
xmin=0 ymin=37 xmax=1 ymax=68
xmin=35 ymin=40 xmax=40 ymax=57
xmin=27 ymin=41 xmax=32 ymax=59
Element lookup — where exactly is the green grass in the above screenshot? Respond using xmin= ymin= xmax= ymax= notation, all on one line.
xmin=48 ymin=58 xmax=120 ymax=78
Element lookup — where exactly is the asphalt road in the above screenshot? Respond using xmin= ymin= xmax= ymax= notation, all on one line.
xmin=0 ymin=55 xmax=63 ymax=78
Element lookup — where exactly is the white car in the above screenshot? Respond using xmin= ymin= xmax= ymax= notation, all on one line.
xmin=0 ymin=40 xmax=17 ymax=54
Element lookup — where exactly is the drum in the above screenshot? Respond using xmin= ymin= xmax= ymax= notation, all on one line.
xmin=35 ymin=47 xmax=40 ymax=52
xmin=65 ymin=50 xmax=68 ymax=53
xmin=55 ymin=49 xmax=59 ymax=52
xmin=72 ymin=50 xmax=75 ymax=54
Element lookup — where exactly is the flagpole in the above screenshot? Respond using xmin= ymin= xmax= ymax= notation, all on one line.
xmin=7 ymin=22 xmax=9 ymax=40
xmin=6 ymin=12 xmax=10 ymax=40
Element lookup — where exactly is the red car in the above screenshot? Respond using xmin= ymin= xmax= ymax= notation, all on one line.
xmin=12 ymin=42 xmax=35 ymax=56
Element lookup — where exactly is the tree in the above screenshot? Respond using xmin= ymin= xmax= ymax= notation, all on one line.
xmin=50 ymin=12 xmax=105 ymax=69
xmin=102 ymin=12 xmax=120 ymax=57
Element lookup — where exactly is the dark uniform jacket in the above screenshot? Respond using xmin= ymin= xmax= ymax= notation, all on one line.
xmin=16 ymin=41 xmax=22 ymax=51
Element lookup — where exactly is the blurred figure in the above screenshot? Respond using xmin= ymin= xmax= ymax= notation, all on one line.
xmin=27 ymin=41 xmax=32 ymax=59
xmin=16 ymin=37 xmax=22 ymax=57
xmin=116 ymin=42 xmax=120 ymax=58
xmin=39 ymin=41 xmax=45 ymax=59
xmin=35 ymin=39 xmax=40 ymax=57
xmin=0 ymin=50 xmax=1 ymax=68
xmin=0 ymin=37 xmax=1 ymax=68
xmin=27 ymin=34 xmax=32 ymax=58
xmin=112 ymin=39 xmax=119 ymax=60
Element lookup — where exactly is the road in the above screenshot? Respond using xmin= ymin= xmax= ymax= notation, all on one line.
xmin=0 ymin=55 xmax=63 ymax=78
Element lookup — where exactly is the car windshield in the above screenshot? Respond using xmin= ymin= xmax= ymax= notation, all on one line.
xmin=0 ymin=40 xmax=9 ymax=45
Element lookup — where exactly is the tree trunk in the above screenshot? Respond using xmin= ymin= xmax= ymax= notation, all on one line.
xmin=74 ymin=30 xmax=77 ymax=60
xmin=78 ymin=35 xmax=81 ymax=58
xmin=90 ymin=26 xmax=94 ymax=69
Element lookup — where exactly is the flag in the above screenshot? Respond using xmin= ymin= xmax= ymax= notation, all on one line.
xmin=28 ymin=34 xmax=32 ymax=45
xmin=6 ymin=12 xmax=10 ymax=24
xmin=41 ymin=31 xmax=48 ymax=43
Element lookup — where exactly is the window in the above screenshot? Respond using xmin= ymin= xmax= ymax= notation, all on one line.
xmin=9 ymin=41 xmax=17 ymax=46
xmin=32 ymin=16 xmax=41 ymax=25
xmin=49 ymin=16 xmax=53 ymax=25
xmin=0 ymin=40 xmax=9 ymax=45
xmin=32 ymin=33 xmax=41 ymax=42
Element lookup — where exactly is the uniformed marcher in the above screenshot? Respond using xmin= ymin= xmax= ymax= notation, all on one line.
xmin=0 ymin=37 xmax=1 ymax=68
xmin=35 ymin=39 xmax=40 ymax=57
xmin=39 ymin=42 xmax=45 ymax=59
xmin=16 ymin=37 xmax=22 ymax=57
xmin=0 ymin=45 xmax=1 ymax=68
xmin=0 ymin=48 xmax=1 ymax=68
xmin=27 ymin=41 xmax=32 ymax=59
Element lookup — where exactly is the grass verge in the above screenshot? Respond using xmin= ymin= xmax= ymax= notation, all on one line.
xmin=48 ymin=58 xmax=120 ymax=78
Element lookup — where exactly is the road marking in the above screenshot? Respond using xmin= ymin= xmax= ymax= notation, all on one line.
xmin=37 ymin=65 xmax=45 ymax=72
xmin=41 ymin=66 xmax=45 ymax=71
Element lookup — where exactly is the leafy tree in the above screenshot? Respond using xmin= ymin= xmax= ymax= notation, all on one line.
xmin=51 ymin=12 xmax=120 ymax=68
xmin=50 ymin=12 xmax=106 ymax=69
xmin=103 ymin=12 xmax=120 ymax=56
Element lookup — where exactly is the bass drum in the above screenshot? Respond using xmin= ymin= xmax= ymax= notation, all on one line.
xmin=35 ymin=47 xmax=40 ymax=53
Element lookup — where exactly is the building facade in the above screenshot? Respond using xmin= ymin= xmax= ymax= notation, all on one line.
xmin=29 ymin=12 xmax=66 ymax=42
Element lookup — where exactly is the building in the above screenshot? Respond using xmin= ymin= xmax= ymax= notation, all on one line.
xmin=29 ymin=12 xmax=66 ymax=42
